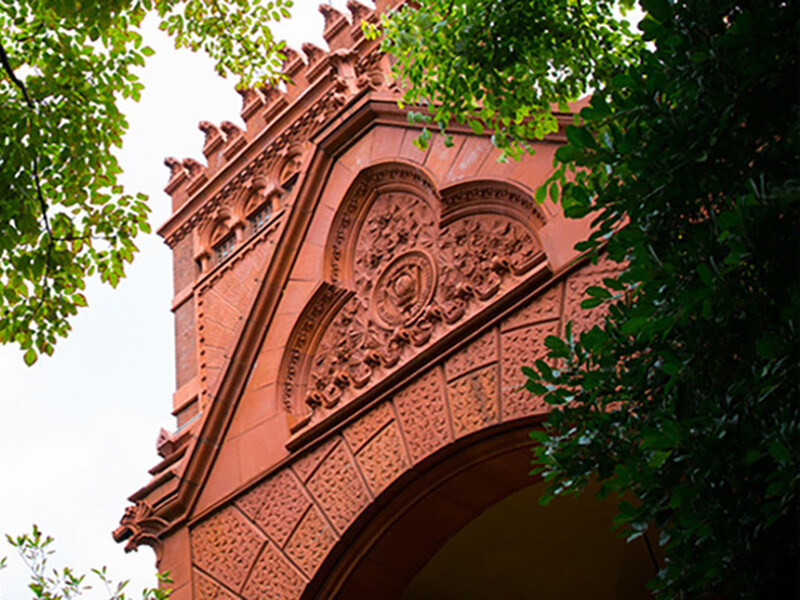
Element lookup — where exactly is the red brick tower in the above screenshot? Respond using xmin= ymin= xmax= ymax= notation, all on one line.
xmin=115 ymin=2 xmax=652 ymax=597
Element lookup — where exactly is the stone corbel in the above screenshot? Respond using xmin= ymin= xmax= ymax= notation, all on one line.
xmin=232 ymin=219 xmax=247 ymax=243
xmin=328 ymin=48 xmax=359 ymax=84
xmin=112 ymin=501 xmax=168 ymax=556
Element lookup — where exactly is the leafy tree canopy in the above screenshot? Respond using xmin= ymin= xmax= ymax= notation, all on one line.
xmin=377 ymin=0 xmax=799 ymax=597
xmin=0 ymin=0 xmax=292 ymax=365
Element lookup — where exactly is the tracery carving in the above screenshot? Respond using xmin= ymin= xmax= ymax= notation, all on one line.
xmin=437 ymin=215 xmax=540 ymax=322
xmin=280 ymin=284 xmax=352 ymax=413
xmin=371 ymin=250 xmax=437 ymax=329
xmin=281 ymin=165 xmax=548 ymax=429
xmin=327 ymin=166 xmax=438 ymax=284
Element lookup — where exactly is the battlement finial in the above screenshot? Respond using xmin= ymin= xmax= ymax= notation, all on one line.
xmin=236 ymin=87 xmax=264 ymax=107
xmin=220 ymin=121 xmax=247 ymax=159
xmin=319 ymin=3 xmax=350 ymax=48
xmin=198 ymin=121 xmax=224 ymax=145
xmin=347 ymin=0 xmax=375 ymax=23
xmin=281 ymin=46 xmax=306 ymax=79
xmin=198 ymin=120 xmax=217 ymax=135
xmin=302 ymin=42 xmax=327 ymax=67
xmin=319 ymin=3 xmax=347 ymax=27
xmin=220 ymin=121 xmax=243 ymax=138
xmin=182 ymin=158 xmax=205 ymax=179
xmin=164 ymin=157 xmax=184 ymax=179
xmin=259 ymin=83 xmax=284 ymax=103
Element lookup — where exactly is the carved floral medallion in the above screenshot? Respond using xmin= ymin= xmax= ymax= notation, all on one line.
xmin=372 ymin=250 xmax=437 ymax=329
xmin=281 ymin=166 xmax=548 ymax=430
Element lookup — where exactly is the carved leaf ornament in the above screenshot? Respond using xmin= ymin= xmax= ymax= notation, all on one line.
xmin=282 ymin=164 xmax=546 ymax=431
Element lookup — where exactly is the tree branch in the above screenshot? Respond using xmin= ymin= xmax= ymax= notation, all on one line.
xmin=1 ymin=39 xmax=56 ymax=326
xmin=0 ymin=41 xmax=52 ymax=240
xmin=0 ymin=40 xmax=34 ymax=109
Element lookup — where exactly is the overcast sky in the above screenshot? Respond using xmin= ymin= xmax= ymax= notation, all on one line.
xmin=0 ymin=2 xmax=355 ymax=597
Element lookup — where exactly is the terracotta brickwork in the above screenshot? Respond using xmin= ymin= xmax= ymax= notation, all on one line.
xmin=115 ymin=2 xmax=614 ymax=598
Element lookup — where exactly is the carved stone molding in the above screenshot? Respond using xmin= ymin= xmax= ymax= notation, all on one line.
xmin=195 ymin=214 xmax=284 ymax=407
xmin=279 ymin=283 xmax=353 ymax=415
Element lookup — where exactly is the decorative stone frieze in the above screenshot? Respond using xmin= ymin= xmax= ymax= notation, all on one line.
xmin=280 ymin=163 xmax=546 ymax=431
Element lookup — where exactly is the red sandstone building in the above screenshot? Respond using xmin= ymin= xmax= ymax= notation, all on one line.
xmin=115 ymin=2 xmax=653 ymax=597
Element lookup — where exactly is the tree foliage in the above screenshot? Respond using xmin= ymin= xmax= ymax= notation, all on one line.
xmin=373 ymin=0 xmax=640 ymax=157
xmin=379 ymin=0 xmax=799 ymax=597
xmin=1 ymin=526 xmax=171 ymax=599
xmin=0 ymin=0 xmax=292 ymax=364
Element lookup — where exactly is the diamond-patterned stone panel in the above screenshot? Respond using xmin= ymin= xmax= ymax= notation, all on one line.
xmin=563 ymin=259 xmax=623 ymax=337
xmin=342 ymin=401 xmax=394 ymax=453
xmin=194 ymin=570 xmax=237 ymax=600
xmin=236 ymin=468 xmax=310 ymax=548
xmin=447 ymin=363 xmax=499 ymax=438
xmin=241 ymin=543 xmax=305 ymax=600
xmin=500 ymin=321 xmax=559 ymax=421
xmin=284 ymin=506 xmax=337 ymax=578
xmin=306 ymin=440 xmax=371 ymax=533
xmin=355 ymin=421 xmax=409 ymax=495
xmin=393 ymin=368 xmax=452 ymax=463
xmin=444 ymin=328 xmax=498 ymax=381
xmin=191 ymin=505 xmax=265 ymax=592
xmin=502 ymin=281 xmax=563 ymax=331
xmin=292 ymin=436 xmax=338 ymax=482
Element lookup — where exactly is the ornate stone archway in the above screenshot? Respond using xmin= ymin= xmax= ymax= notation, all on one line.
xmin=182 ymin=244 xmax=622 ymax=598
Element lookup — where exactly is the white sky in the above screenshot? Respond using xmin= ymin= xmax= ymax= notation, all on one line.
xmin=0 ymin=2 xmax=355 ymax=597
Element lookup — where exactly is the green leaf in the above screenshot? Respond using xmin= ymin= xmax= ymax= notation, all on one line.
xmin=768 ymin=440 xmax=791 ymax=464
xmin=468 ymin=120 xmax=485 ymax=135
xmin=534 ymin=184 xmax=547 ymax=204
xmin=696 ymin=263 xmax=713 ymax=286
xmin=580 ymin=297 xmax=604 ymax=309
xmin=586 ymin=285 xmax=612 ymax=299
xmin=525 ymin=379 xmax=548 ymax=395
xmin=544 ymin=335 xmax=570 ymax=358
xmin=565 ymin=125 xmax=596 ymax=149
xmin=641 ymin=0 xmax=673 ymax=23
xmin=649 ymin=450 xmax=671 ymax=468
xmin=24 ymin=348 xmax=37 ymax=366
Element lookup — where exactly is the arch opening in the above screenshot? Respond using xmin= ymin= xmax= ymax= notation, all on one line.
xmin=304 ymin=424 xmax=654 ymax=599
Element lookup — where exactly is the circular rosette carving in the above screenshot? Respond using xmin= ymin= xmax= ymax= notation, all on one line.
xmin=353 ymin=193 xmax=437 ymax=292
xmin=371 ymin=250 xmax=437 ymax=330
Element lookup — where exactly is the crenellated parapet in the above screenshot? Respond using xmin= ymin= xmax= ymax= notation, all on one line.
xmin=159 ymin=3 xmax=398 ymax=250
